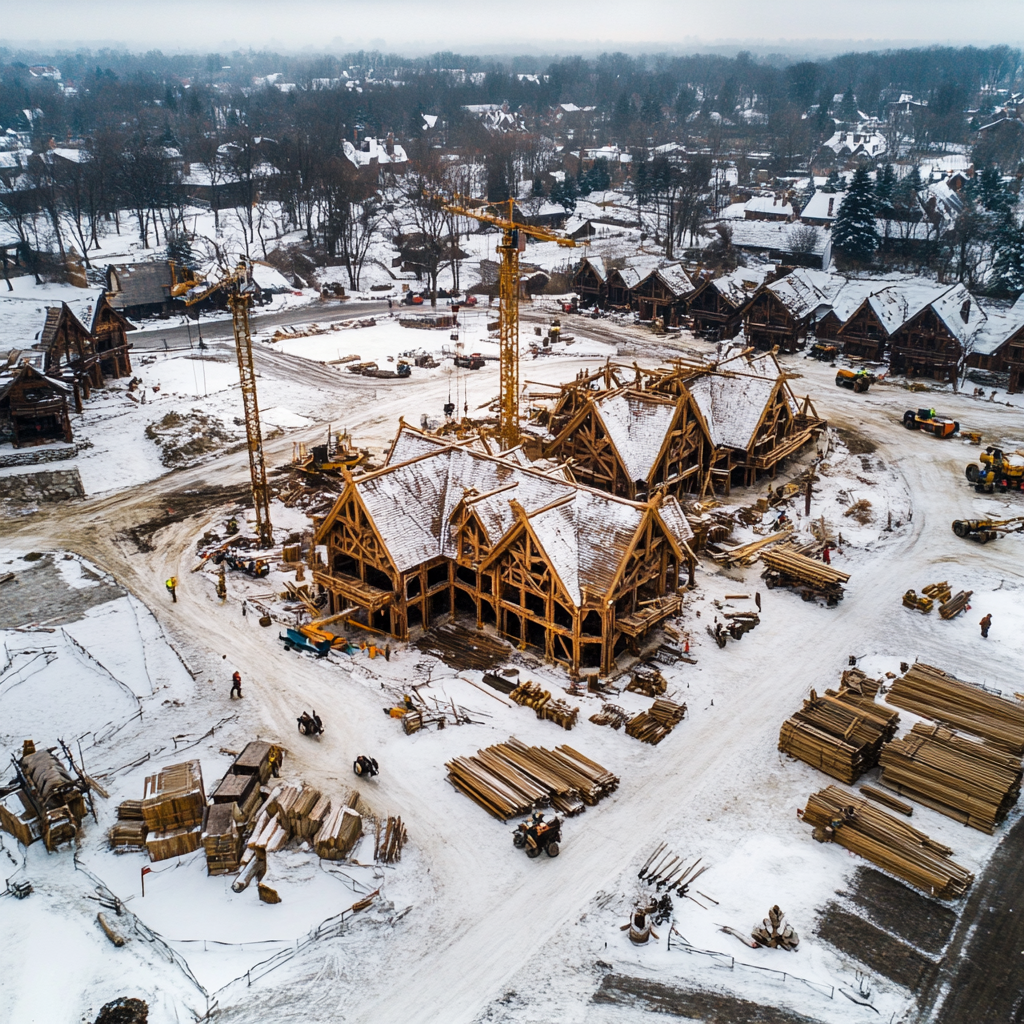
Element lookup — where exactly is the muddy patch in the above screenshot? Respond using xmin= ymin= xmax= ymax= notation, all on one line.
xmin=119 ymin=483 xmax=251 ymax=552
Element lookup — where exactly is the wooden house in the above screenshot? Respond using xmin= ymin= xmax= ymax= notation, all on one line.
xmin=543 ymin=387 xmax=713 ymax=501
xmin=685 ymin=267 xmax=769 ymax=340
xmin=967 ymin=306 xmax=1024 ymax=393
xmin=0 ymin=363 xmax=74 ymax=447
xmin=312 ymin=426 xmax=696 ymax=676
xmin=65 ymin=291 xmax=134 ymax=379
xmin=571 ymin=257 xmax=608 ymax=307
xmin=631 ymin=265 xmax=695 ymax=324
xmin=744 ymin=268 xmax=840 ymax=353
xmin=106 ymin=262 xmax=178 ymax=319
xmin=605 ymin=256 xmax=664 ymax=308
xmin=687 ymin=355 xmax=826 ymax=491
xmin=888 ymin=284 xmax=983 ymax=383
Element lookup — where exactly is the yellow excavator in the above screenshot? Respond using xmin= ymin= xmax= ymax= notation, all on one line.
xmin=951 ymin=516 xmax=1024 ymax=543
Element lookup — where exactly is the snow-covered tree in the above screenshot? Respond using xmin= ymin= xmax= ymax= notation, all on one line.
xmin=832 ymin=167 xmax=878 ymax=265
xmin=991 ymin=215 xmax=1024 ymax=294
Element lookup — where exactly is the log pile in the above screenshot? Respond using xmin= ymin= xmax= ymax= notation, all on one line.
xmin=625 ymin=699 xmax=688 ymax=745
xmin=314 ymin=792 xmax=362 ymax=861
xmin=627 ymin=667 xmax=668 ymax=697
xmin=761 ymin=549 xmax=851 ymax=598
xmin=887 ymin=662 xmax=1024 ymax=754
xmin=802 ymin=786 xmax=974 ymax=900
xmin=445 ymin=738 xmax=618 ymax=820
xmin=509 ymin=680 xmax=579 ymax=729
xmin=878 ymin=722 xmax=1022 ymax=833
xmin=589 ymin=704 xmax=630 ymax=729
xmin=778 ymin=685 xmax=899 ymax=783
xmin=939 ymin=591 xmax=973 ymax=620
xmin=374 ymin=816 xmax=407 ymax=864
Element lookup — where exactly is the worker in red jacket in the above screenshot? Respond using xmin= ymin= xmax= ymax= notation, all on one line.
xmin=230 ymin=671 xmax=243 ymax=698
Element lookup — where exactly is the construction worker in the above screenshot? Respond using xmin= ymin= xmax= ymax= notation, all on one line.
xmin=822 ymin=544 xmax=831 ymax=565
xmin=165 ymin=577 xmax=178 ymax=603
xmin=980 ymin=613 xmax=992 ymax=638
xmin=230 ymin=671 xmax=243 ymax=698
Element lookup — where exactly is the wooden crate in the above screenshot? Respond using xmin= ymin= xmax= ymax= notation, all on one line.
xmin=142 ymin=760 xmax=205 ymax=831
xmin=211 ymin=772 xmax=257 ymax=806
xmin=231 ymin=742 xmax=278 ymax=784
xmin=146 ymin=824 xmax=202 ymax=862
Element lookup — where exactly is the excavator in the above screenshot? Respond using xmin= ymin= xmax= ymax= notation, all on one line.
xmin=951 ymin=516 xmax=1024 ymax=543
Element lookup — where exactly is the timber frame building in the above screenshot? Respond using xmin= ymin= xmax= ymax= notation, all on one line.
xmin=888 ymin=284 xmax=982 ymax=383
xmin=313 ymin=426 xmax=696 ymax=676
xmin=685 ymin=266 xmax=771 ymax=340
xmin=743 ymin=268 xmax=839 ymax=353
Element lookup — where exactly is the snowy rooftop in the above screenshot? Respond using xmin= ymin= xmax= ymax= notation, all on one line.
xmin=592 ymin=392 xmax=678 ymax=483
xmin=711 ymin=265 xmax=774 ymax=306
xmin=799 ymin=190 xmax=846 ymax=221
xmin=0 ymin=294 xmax=57 ymax=354
xmin=766 ymin=268 xmax=842 ymax=319
xmin=724 ymin=220 xmax=828 ymax=256
xmin=688 ymin=371 xmax=778 ymax=450
xmin=743 ymin=195 xmax=794 ymax=217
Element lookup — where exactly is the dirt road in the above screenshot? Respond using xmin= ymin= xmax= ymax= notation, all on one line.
xmin=3 ymin=348 xmax=1021 ymax=1024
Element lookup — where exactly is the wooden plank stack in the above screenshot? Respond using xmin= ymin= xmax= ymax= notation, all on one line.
xmin=625 ymin=699 xmax=687 ymax=746
xmin=314 ymin=792 xmax=362 ymax=861
xmin=445 ymin=738 xmax=618 ymax=821
xmin=589 ymin=704 xmax=630 ymax=729
xmin=374 ymin=816 xmax=407 ymax=864
xmin=761 ymin=548 xmax=850 ymax=593
xmin=203 ymin=803 xmax=243 ymax=874
xmin=887 ymin=662 xmax=1024 ymax=755
xmin=778 ymin=682 xmax=899 ymax=784
xmin=939 ymin=591 xmax=973 ymax=620
xmin=147 ymin=824 xmax=202 ymax=861
xmin=878 ymin=722 xmax=1022 ymax=833
xmin=802 ymin=785 xmax=974 ymax=900
xmin=141 ymin=760 xmax=205 ymax=832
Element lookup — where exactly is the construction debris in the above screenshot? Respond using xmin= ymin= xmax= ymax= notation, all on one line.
xmin=802 ymin=785 xmax=973 ymax=900
xmin=887 ymin=662 xmax=1024 ymax=755
xmin=414 ymin=623 xmax=512 ymax=672
xmin=638 ymin=845 xmax=708 ymax=895
xmin=778 ymin=679 xmax=899 ymax=784
xmin=626 ymin=666 xmax=667 ymax=698
xmin=625 ymin=699 xmax=687 ymax=745
xmin=877 ymin=722 xmax=1022 ymax=833
xmin=589 ymin=704 xmax=630 ymax=729
xmin=752 ymin=905 xmax=799 ymax=950
xmin=509 ymin=680 xmax=580 ymax=730
xmin=445 ymin=737 xmax=618 ymax=820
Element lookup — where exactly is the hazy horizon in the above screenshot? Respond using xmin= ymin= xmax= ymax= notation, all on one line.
xmin=2 ymin=0 xmax=1023 ymax=59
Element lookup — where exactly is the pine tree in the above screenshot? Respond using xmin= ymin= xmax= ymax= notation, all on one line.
xmin=832 ymin=166 xmax=879 ymax=264
xmin=875 ymin=164 xmax=897 ymax=216
xmin=822 ymin=169 xmax=843 ymax=193
xmin=837 ymin=86 xmax=858 ymax=123
xmin=992 ymin=215 xmax=1024 ymax=294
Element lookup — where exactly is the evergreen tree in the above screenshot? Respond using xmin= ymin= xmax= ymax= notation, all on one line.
xmin=584 ymin=157 xmax=611 ymax=193
xmin=166 ymin=234 xmax=196 ymax=271
xmin=837 ymin=85 xmax=859 ymax=122
xmin=875 ymin=164 xmax=897 ymax=215
xmin=992 ymin=215 xmax=1024 ymax=294
xmin=822 ymin=169 xmax=842 ymax=193
xmin=612 ymin=91 xmax=633 ymax=137
xmin=832 ymin=166 xmax=879 ymax=264
xmin=550 ymin=175 xmax=579 ymax=213
xmin=532 ymin=176 xmax=545 ymax=198
xmin=674 ymin=88 xmax=696 ymax=121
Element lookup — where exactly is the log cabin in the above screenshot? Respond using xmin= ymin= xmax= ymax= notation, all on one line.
xmin=685 ymin=266 xmax=771 ymax=340
xmin=312 ymin=425 xmax=696 ymax=676
xmin=0 ymin=363 xmax=74 ymax=447
xmin=888 ymin=284 xmax=984 ymax=383
xmin=743 ymin=268 xmax=840 ymax=353
xmin=570 ymin=257 xmax=608 ymax=307
xmin=631 ymin=264 xmax=695 ymax=324
xmin=966 ymin=306 xmax=1024 ymax=392
xmin=65 ymin=290 xmax=134 ymax=379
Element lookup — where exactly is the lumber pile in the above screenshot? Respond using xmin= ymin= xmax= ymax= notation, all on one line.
xmin=626 ymin=667 xmax=667 ymax=698
xmin=509 ymin=680 xmax=579 ymax=730
xmin=802 ymin=786 xmax=974 ymax=900
xmin=445 ymin=738 xmax=618 ymax=820
xmin=711 ymin=528 xmax=793 ymax=567
xmin=877 ymin=722 xmax=1022 ymax=833
xmin=761 ymin=549 xmax=850 ymax=595
xmin=778 ymin=685 xmax=899 ymax=784
xmin=203 ymin=803 xmax=243 ymax=874
xmin=939 ymin=590 xmax=973 ymax=620
xmin=314 ymin=792 xmax=362 ymax=861
xmin=147 ymin=824 xmax=202 ymax=862
xmin=229 ymin=741 xmax=282 ymax=786
xmin=117 ymin=800 xmax=144 ymax=820
xmin=108 ymin=820 xmax=148 ymax=852
xmin=923 ymin=581 xmax=952 ymax=604
xmin=374 ymin=816 xmax=407 ymax=864
xmin=142 ymin=760 xmax=205 ymax=832
xmin=887 ymin=662 xmax=1024 ymax=754
xmin=589 ymin=704 xmax=630 ymax=729
xmin=625 ymin=699 xmax=688 ymax=746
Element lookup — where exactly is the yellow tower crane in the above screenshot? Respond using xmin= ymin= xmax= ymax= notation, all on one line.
xmin=440 ymin=197 xmax=577 ymax=450
xmin=172 ymin=262 xmax=273 ymax=547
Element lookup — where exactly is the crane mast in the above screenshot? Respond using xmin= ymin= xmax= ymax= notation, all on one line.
xmin=176 ymin=262 xmax=273 ymax=547
xmin=440 ymin=196 xmax=577 ymax=450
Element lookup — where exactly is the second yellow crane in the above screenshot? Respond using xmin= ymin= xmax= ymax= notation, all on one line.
xmin=441 ymin=197 xmax=577 ymax=450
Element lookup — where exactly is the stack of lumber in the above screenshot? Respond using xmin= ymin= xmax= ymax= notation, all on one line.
xmin=589 ymin=704 xmax=630 ymax=729
xmin=210 ymin=772 xmax=262 ymax=819
xmin=625 ymin=699 xmax=687 ymax=745
xmin=108 ymin=820 xmax=148 ymax=852
xmin=147 ymin=824 xmax=202 ymax=862
xmin=314 ymin=792 xmax=362 ymax=861
xmin=229 ymin=741 xmax=282 ymax=786
xmin=761 ymin=549 xmax=850 ymax=590
xmin=247 ymin=807 xmax=290 ymax=855
xmin=711 ymin=528 xmax=792 ymax=567
xmin=802 ymin=786 xmax=974 ymax=900
xmin=510 ymin=680 xmax=579 ymax=729
xmin=627 ymin=667 xmax=667 ymax=697
xmin=878 ymin=722 xmax=1022 ymax=833
xmin=778 ymin=686 xmax=899 ymax=784
xmin=445 ymin=738 xmax=618 ymax=820
xmin=887 ymin=662 xmax=1024 ymax=754
xmin=117 ymin=800 xmax=144 ymax=821
xmin=902 ymin=590 xmax=933 ymax=613
xmin=374 ymin=816 xmax=407 ymax=864
xmin=203 ymin=803 xmax=243 ymax=874
xmin=280 ymin=785 xmax=330 ymax=840
xmin=939 ymin=590 xmax=973 ymax=620
xmin=482 ymin=670 xmax=519 ymax=694
xmin=923 ymin=581 xmax=952 ymax=604
xmin=141 ymin=760 xmax=205 ymax=832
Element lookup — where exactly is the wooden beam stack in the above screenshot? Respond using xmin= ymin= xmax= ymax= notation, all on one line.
xmin=314 ymin=792 xmax=362 ymax=861
xmin=374 ymin=816 xmax=407 ymax=864
xmin=802 ymin=785 xmax=974 ymax=900
xmin=778 ymin=685 xmax=899 ymax=784
xmin=445 ymin=738 xmax=618 ymax=821
xmin=887 ymin=662 xmax=1024 ymax=754
xmin=878 ymin=722 xmax=1022 ymax=833
xmin=938 ymin=591 xmax=973 ymax=620
xmin=509 ymin=680 xmax=579 ymax=729
xmin=202 ymin=803 xmax=243 ymax=874
xmin=761 ymin=548 xmax=851 ymax=589
xmin=625 ymin=699 xmax=687 ymax=745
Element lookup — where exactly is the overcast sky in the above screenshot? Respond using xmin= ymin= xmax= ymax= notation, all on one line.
xmin=3 ymin=0 xmax=1023 ymax=55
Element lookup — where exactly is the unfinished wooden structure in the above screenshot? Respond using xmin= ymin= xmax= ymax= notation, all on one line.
xmin=631 ymin=265 xmax=694 ymax=324
xmin=544 ymin=387 xmax=713 ymax=501
xmin=68 ymin=291 xmax=134 ymax=380
xmin=0 ymin=364 xmax=74 ymax=447
xmin=313 ymin=425 xmax=696 ymax=676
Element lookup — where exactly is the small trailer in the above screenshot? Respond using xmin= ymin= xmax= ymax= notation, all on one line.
xmin=761 ymin=549 xmax=850 ymax=607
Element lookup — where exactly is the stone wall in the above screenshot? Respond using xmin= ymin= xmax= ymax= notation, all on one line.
xmin=0 ymin=468 xmax=85 ymax=503
xmin=0 ymin=442 xmax=88 ymax=469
